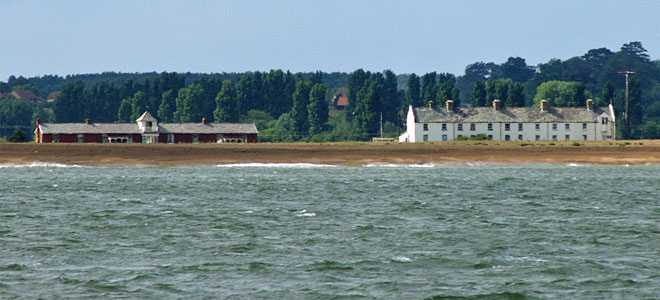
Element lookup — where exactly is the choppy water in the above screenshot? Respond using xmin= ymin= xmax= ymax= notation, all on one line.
xmin=1 ymin=162 xmax=660 ymax=299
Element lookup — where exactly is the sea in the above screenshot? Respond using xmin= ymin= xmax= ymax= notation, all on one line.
xmin=1 ymin=162 xmax=659 ymax=299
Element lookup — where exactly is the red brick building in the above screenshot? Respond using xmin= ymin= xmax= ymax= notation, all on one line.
xmin=35 ymin=112 xmax=258 ymax=144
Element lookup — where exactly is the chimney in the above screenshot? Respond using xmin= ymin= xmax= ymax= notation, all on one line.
xmin=36 ymin=118 xmax=41 ymax=125
xmin=586 ymin=99 xmax=594 ymax=111
xmin=541 ymin=100 xmax=548 ymax=112
xmin=86 ymin=118 xmax=91 ymax=124
xmin=493 ymin=99 xmax=501 ymax=111
xmin=428 ymin=100 xmax=434 ymax=109
xmin=446 ymin=100 xmax=454 ymax=112
xmin=202 ymin=118 xmax=207 ymax=125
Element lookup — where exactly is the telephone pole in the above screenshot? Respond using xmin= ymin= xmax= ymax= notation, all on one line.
xmin=618 ymin=70 xmax=636 ymax=139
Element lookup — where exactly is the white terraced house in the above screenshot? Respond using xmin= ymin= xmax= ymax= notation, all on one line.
xmin=400 ymin=99 xmax=616 ymax=142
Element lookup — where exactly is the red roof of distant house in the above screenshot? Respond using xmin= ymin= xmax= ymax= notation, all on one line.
xmin=337 ymin=96 xmax=349 ymax=107
xmin=47 ymin=92 xmax=61 ymax=100
xmin=11 ymin=90 xmax=39 ymax=100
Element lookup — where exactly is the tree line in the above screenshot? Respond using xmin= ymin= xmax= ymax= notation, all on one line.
xmin=1 ymin=41 xmax=659 ymax=140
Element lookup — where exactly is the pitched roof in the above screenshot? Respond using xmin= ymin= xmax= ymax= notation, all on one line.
xmin=47 ymin=92 xmax=60 ymax=100
xmin=11 ymin=90 xmax=39 ymax=100
xmin=39 ymin=122 xmax=258 ymax=134
xmin=136 ymin=111 xmax=157 ymax=122
xmin=334 ymin=87 xmax=348 ymax=97
xmin=336 ymin=96 xmax=349 ymax=107
xmin=413 ymin=106 xmax=613 ymax=123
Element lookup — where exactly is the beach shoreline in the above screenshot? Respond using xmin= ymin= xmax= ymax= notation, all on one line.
xmin=1 ymin=141 xmax=659 ymax=167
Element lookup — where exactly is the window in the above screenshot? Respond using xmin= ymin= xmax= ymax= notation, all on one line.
xmin=518 ymin=123 xmax=523 ymax=131
xmin=470 ymin=123 xmax=476 ymax=131
xmin=565 ymin=124 xmax=570 ymax=130
xmin=423 ymin=134 xmax=428 ymax=142
xmin=77 ymin=134 xmax=83 ymax=143
xmin=442 ymin=134 xmax=448 ymax=141
xmin=565 ymin=134 xmax=570 ymax=140
xmin=505 ymin=123 xmax=510 ymax=131
xmin=147 ymin=121 xmax=153 ymax=129
xmin=488 ymin=123 xmax=493 ymax=131
xmin=552 ymin=135 xmax=557 ymax=140
xmin=53 ymin=134 xmax=59 ymax=143
xmin=535 ymin=135 xmax=540 ymax=141
xmin=602 ymin=118 xmax=608 ymax=125
xmin=168 ymin=134 xmax=174 ymax=144
xmin=457 ymin=124 xmax=463 ymax=131
xmin=470 ymin=135 xmax=475 ymax=138
xmin=583 ymin=135 xmax=588 ymax=140
xmin=535 ymin=123 xmax=540 ymax=131
xmin=193 ymin=134 xmax=199 ymax=144
xmin=457 ymin=135 xmax=463 ymax=138
xmin=102 ymin=135 xmax=108 ymax=143
xmin=518 ymin=134 xmax=523 ymax=140
xmin=442 ymin=124 xmax=447 ymax=131
xmin=505 ymin=135 xmax=510 ymax=141
xmin=423 ymin=123 xmax=428 ymax=131
xmin=488 ymin=135 xmax=493 ymax=140
xmin=128 ymin=135 xmax=133 ymax=143
xmin=552 ymin=124 xmax=557 ymax=130
xmin=583 ymin=123 xmax=587 ymax=131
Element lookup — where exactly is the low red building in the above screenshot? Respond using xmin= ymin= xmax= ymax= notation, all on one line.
xmin=35 ymin=112 xmax=258 ymax=144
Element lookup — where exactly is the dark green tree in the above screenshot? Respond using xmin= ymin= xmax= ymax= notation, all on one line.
xmin=421 ymin=72 xmax=437 ymax=103
xmin=8 ymin=128 xmax=27 ymax=142
xmin=54 ymin=81 xmax=84 ymax=122
xmin=214 ymin=80 xmax=239 ymax=122
xmin=470 ymin=80 xmax=487 ymax=107
xmin=507 ymin=82 xmax=525 ymax=107
xmin=175 ymin=84 xmax=207 ymax=122
xmin=157 ymin=89 xmax=177 ymax=122
xmin=308 ymin=83 xmax=328 ymax=135
xmin=406 ymin=73 xmax=422 ymax=107
xmin=600 ymin=81 xmax=615 ymax=106
xmin=290 ymin=80 xmax=312 ymax=137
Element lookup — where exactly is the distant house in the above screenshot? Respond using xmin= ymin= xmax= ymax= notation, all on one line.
xmin=400 ymin=99 xmax=616 ymax=142
xmin=333 ymin=87 xmax=349 ymax=110
xmin=35 ymin=111 xmax=258 ymax=144
xmin=11 ymin=90 xmax=42 ymax=102
xmin=0 ymin=92 xmax=7 ymax=100
xmin=47 ymin=92 xmax=61 ymax=103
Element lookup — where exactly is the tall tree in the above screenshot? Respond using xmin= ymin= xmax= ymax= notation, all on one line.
xmin=347 ymin=69 xmax=368 ymax=115
xmin=421 ymin=72 xmax=437 ymax=103
xmin=214 ymin=80 xmax=239 ymax=122
xmin=470 ymin=80 xmax=487 ymax=107
xmin=54 ymin=81 xmax=85 ymax=122
xmin=157 ymin=89 xmax=177 ymax=122
xmin=308 ymin=83 xmax=328 ymax=135
xmin=406 ymin=73 xmax=422 ymax=107
xmin=600 ymin=81 xmax=615 ymax=106
xmin=175 ymin=84 xmax=206 ymax=123
xmin=382 ymin=70 xmax=399 ymax=123
xmin=506 ymin=82 xmax=525 ymax=107
xmin=500 ymin=57 xmax=535 ymax=83
xmin=625 ymin=77 xmax=643 ymax=139
xmin=290 ymin=80 xmax=312 ymax=136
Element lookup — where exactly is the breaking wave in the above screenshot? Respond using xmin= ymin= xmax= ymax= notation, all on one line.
xmin=216 ymin=163 xmax=337 ymax=168
xmin=0 ymin=162 xmax=81 ymax=168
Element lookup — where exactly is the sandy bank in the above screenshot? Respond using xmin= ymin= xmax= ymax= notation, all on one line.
xmin=1 ymin=140 xmax=659 ymax=167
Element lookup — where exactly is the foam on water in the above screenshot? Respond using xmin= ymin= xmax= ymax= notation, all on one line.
xmin=216 ymin=163 xmax=336 ymax=168
xmin=0 ymin=162 xmax=80 ymax=168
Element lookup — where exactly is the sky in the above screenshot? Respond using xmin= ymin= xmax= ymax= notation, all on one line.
xmin=1 ymin=0 xmax=659 ymax=81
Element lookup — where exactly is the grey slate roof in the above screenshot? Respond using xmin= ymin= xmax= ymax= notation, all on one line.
xmin=40 ymin=123 xmax=258 ymax=134
xmin=414 ymin=106 xmax=612 ymax=123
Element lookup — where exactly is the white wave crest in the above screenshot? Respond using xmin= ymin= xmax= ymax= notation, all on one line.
xmin=217 ymin=163 xmax=336 ymax=168
xmin=391 ymin=256 xmax=411 ymax=263
xmin=0 ymin=162 xmax=81 ymax=169
xmin=296 ymin=209 xmax=316 ymax=217
xmin=363 ymin=163 xmax=436 ymax=168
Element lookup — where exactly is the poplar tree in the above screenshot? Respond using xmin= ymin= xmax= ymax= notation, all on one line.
xmin=175 ymin=84 xmax=206 ymax=123
xmin=470 ymin=80 xmax=487 ymax=107
xmin=406 ymin=73 xmax=422 ymax=107
xmin=291 ymin=80 xmax=311 ymax=137
xmin=214 ymin=80 xmax=239 ymax=122
xmin=308 ymin=83 xmax=328 ymax=135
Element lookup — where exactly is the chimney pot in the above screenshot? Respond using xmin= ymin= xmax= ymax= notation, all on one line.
xmin=586 ymin=99 xmax=594 ymax=111
xmin=446 ymin=100 xmax=454 ymax=112
xmin=36 ymin=118 xmax=41 ymax=125
xmin=202 ymin=118 xmax=207 ymax=125
xmin=86 ymin=118 xmax=91 ymax=124
xmin=541 ymin=100 xmax=548 ymax=112
xmin=493 ymin=99 xmax=501 ymax=111
xmin=428 ymin=100 xmax=434 ymax=109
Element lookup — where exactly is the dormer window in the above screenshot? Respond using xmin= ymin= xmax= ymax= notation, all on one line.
xmin=147 ymin=121 xmax=153 ymax=128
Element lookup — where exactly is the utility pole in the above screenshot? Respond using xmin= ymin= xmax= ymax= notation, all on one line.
xmin=618 ymin=70 xmax=636 ymax=139
xmin=380 ymin=112 xmax=383 ymax=138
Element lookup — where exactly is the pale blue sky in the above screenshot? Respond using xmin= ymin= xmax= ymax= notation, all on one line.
xmin=1 ymin=0 xmax=658 ymax=81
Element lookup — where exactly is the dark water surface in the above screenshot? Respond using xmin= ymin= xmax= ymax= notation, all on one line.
xmin=1 ymin=162 xmax=659 ymax=299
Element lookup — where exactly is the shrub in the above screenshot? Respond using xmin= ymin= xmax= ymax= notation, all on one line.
xmin=572 ymin=142 xmax=581 ymax=146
